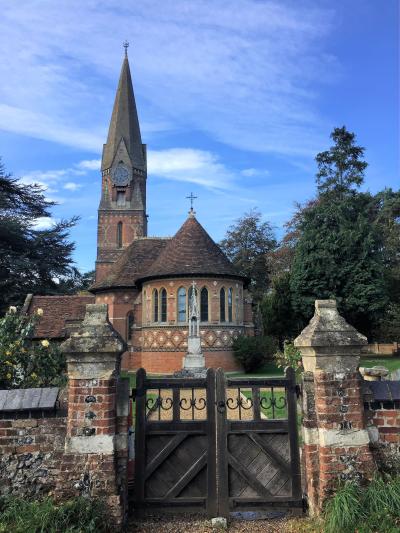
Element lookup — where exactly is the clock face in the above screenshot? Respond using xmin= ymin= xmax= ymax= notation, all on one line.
xmin=112 ymin=164 xmax=130 ymax=186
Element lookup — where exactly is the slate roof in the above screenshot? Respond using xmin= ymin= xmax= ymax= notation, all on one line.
xmin=0 ymin=387 xmax=59 ymax=412
xmin=25 ymin=294 xmax=95 ymax=339
xmin=101 ymin=55 xmax=145 ymax=171
xmin=364 ymin=380 xmax=400 ymax=402
xmin=136 ymin=215 xmax=246 ymax=284
xmin=90 ymin=237 xmax=170 ymax=291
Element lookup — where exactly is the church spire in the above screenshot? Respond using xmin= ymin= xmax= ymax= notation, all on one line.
xmin=101 ymin=46 xmax=145 ymax=171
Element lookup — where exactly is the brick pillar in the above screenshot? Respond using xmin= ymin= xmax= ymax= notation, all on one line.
xmin=58 ymin=304 xmax=127 ymax=525
xmin=294 ymin=300 xmax=375 ymax=514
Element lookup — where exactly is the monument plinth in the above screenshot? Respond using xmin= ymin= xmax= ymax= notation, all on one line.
xmin=175 ymin=281 xmax=207 ymax=378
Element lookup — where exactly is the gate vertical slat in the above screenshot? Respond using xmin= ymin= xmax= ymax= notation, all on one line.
xmin=216 ymin=368 xmax=229 ymax=518
xmin=206 ymin=368 xmax=217 ymax=517
xmin=285 ymin=367 xmax=302 ymax=501
xmin=134 ymin=368 xmax=147 ymax=517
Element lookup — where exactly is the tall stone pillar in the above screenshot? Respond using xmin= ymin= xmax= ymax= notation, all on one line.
xmin=294 ymin=300 xmax=375 ymax=514
xmin=58 ymin=304 xmax=127 ymax=524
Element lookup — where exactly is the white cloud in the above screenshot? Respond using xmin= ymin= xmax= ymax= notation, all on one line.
xmin=241 ymin=168 xmax=270 ymax=177
xmin=32 ymin=217 xmax=57 ymax=229
xmin=0 ymin=1 xmax=337 ymax=158
xmin=77 ymin=159 xmax=101 ymax=171
xmin=63 ymin=181 xmax=82 ymax=191
xmin=148 ymin=148 xmax=234 ymax=189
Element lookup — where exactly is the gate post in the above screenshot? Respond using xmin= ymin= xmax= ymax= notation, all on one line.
xmin=58 ymin=304 xmax=127 ymax=525
xmin=294 ymin=300 xmax=375 ymax=514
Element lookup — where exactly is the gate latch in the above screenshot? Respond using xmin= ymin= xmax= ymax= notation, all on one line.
xmin=216 ymin=400 xmax=226 ymax=413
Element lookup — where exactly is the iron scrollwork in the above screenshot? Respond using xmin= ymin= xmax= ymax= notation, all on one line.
xmin=146 ymin=396 xmax=173 ymax=411
xmin=179 ymin=397 xmax=207 ymax=411
xmin=226 ymin=396 xmax=253 ymax=410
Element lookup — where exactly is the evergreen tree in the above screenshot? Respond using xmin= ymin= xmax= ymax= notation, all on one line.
xmin=0 ymin=160 xmax=80 ymax=313
xmin=220 ymin=209 xmax=277 ymax=301
xmin=290 ymin=127 xmax=389 ymax=337
xmin=261 ymin=272 xmax=298 ymax=347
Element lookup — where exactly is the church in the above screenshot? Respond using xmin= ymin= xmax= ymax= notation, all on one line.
xmin=25 ymin=49 xmax=255 ymax=373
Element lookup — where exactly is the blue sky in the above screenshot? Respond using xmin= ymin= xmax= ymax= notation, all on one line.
xmin=0 ymin=0 xmax=398 ymax=272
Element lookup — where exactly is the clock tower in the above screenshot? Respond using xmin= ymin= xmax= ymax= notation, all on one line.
xmin=96 ymin=45 xmax=147 ymax=282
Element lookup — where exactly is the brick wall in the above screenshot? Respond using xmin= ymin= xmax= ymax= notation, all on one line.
xmin=122 ymin=349 xmax=241 ymax=373
xmin=0 ymin=410 xmax=66 ymax=497
xmin=365 ymin=400 xmax=400 ymax=445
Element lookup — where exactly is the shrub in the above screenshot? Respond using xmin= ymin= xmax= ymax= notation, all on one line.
xmin=323 ymin=475 xmax=400 ymax=533
xmin=0 ymin=306 xmax=66 ymax=389
xmin=274 ymin=341 xmax=303 ymax=376
xmin=0 ymin=496 xmax=111 ymax=533
xmin=232 ymin=335 xmax=277 ymax=372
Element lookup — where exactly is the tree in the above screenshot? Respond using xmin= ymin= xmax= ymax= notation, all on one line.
xmin=290 ymin=127 xmax=389 ymax=336
xmin=220 ymin=209 xmax=277 ymax=301
xmin=261 ymin=273 xmax=298 ymax=347
xmin=57 ymin=269 xmax=96 ymax=294
xmin=0 ymin=160 xmax=80 ymax=313
xmin=315 ymin=126 xmax=367 ymax=196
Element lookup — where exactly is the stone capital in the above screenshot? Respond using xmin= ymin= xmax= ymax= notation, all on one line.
xmin=61 ymin=304 xmax=126 ymax=379
xmin=294 ymin=300 xmax=367 ymax=373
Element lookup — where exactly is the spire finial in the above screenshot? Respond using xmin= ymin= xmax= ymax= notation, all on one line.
xmin=123 ymin=40 xmax=129 ymax=57
xmin=186 ymin=192 xmax=198 ymax=218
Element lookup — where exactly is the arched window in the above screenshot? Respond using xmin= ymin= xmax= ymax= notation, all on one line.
xmin=177 ymin=287 xmax=186 ymax=322
xmin=153 ymin=289 xmax=158 ymax=322
xmin=117 ymin=221 xmax=123 ymax=248
xmin=126 ymin=311 xmax=134 ymax=340
xmin=228 ymin=288 xmax=233 ymax=322
xmin=200 ymin=287 xmax=208 ymax=322
xmin=160 ymin=288 xmax=167 ymax=322
xmin=220 ymin=288 xmax=226 ymax=322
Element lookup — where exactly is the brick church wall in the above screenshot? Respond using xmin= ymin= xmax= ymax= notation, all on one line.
xmin=95 ymin=277 xmax=253 ymax=373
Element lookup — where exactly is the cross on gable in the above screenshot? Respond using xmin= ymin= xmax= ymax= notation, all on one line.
xmin=186 ymin=192 xmax=198 ymax=210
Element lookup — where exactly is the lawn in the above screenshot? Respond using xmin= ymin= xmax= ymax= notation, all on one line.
xmin=360 ymin=356 xmax=400 ymax=373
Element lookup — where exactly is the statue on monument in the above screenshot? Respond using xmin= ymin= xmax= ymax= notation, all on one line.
xmin=179 ymin=281 xmax=206 ymax=376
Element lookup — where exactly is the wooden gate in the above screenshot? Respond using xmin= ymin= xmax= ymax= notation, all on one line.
xmin=133 ymin=367 xmax=302 ymax=517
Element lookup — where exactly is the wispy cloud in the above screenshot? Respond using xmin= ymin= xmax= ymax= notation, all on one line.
xmin=63 ymin=182 xmax=82 ymax=191
xmin=148 ymin=148 xmax=235 ymax=189
xmin=19 ymin=159 xmax=98 ymax=195
xmin=0 ymin=1 xmax=337 ymax=158
xmin=77 ymin=159 xmax=101 ymax=171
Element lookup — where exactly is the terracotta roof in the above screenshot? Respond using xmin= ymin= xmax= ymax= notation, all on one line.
xmin=25 ymin=295 xmax=95 ymax=339
xmin=137 ymin=215 xmax=246 ymax=283
xmin=91 ymin=237 xmax=170 ymax=291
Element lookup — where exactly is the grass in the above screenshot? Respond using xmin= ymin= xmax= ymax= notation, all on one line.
xmin=0 ymin=496 xmax=111 ymax=533
xmin=323 ymin=476 xmax=400 ymax=533
xmin=360 ymin=356 xmax=400 ymax=373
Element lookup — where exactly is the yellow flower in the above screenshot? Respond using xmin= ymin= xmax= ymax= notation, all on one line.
xmin=5 ymin=351 xmax=11 ymax=356
xmin=31 ymin=373 xmax=37 ymax=380
xmin=36 ymin=308 xmax=44 ymax=316
xmin=15 ymin=340 xmax=20 ymax=346
xmin=6 ymin=373 xmax=11 ymax=379
xmin=5 ymin=361 xmax=11 ymax=366
xmin=41 ymin=340 xmax=50 ymax=348
xmin=8 ymin=306 xmax=17 ymax=314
